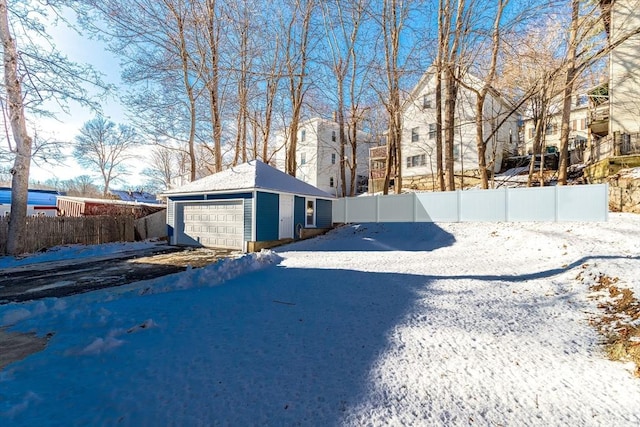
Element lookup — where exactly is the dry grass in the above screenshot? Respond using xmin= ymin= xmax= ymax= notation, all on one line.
xmin=581 ymin=266 xmax=640 ymax=377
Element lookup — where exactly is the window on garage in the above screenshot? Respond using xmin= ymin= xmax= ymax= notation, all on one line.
xmin=306 ymin=199 xmax=315 ymax=227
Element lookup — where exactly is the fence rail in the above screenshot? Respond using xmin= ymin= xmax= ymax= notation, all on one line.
xmin=0 ymin=215 xmax=135 ymax=256
xmin=333 ymin=184 xmax=609 ymax=224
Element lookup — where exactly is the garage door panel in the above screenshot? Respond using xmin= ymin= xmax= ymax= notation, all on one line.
xmin=178 ymin=201 xmax=244 ymax=249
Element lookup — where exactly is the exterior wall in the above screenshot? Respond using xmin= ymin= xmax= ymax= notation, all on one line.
xmin=295 ymin=121 xmax=320 ymax=188
xmin=610 ymin=0 xmax=640 ymax=135
xmin=275 ymin=118 xmax=375 ymax=197
xmin=166 ymin=191 xmax=330 ymax=248
xmin=255 ymin=191 xmax=279 ymax=241
xmin=401 ymin=72 xmax=519 ymax=179
xmin=315 ymin=120 xmax=375 ymax=197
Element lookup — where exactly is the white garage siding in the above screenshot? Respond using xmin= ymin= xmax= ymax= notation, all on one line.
xmin=176 ymin=200 xmax=244 ymax=250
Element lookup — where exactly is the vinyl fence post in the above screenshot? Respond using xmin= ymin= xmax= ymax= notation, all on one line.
xmin=554 ymin=185 xmax=559 ymax=222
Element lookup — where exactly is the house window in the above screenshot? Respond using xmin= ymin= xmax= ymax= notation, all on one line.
xmin=545 ymin=123 xmax=556 ymax=135
xmin=571 ymin=120 xmax=577 ymax=131
xmin=528 ymin=127 xmax=534 ymax=139
xmin=306 ymin=199 xmax=315 ymax=227
xmin=411 ymin=127 xmax=419 ymax=142
xmin=331 ymin=153 xmax=336 ymax=164
xmin=428 ymin=123 xmax=436 ymax=139
xmin=331 ymin=131 xmax=336 ymax=142
xmin=422 ymin=95 xmax=432 ymax=109
xmin=580 ymin=118 xmax=586 ymax=130
xmin=329 ymin=177 xmax=334 ymax=187
xmin=301 ymin=152 xmax=306 ymax=165
xmin=406 ymin=154 xmax=426 ymax=168
xmin=301 ymin=129 xmax=306 ymax=142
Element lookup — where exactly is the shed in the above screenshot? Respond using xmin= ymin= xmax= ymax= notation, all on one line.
xmin=57 ymin=196 xmax=166 ymax=219
xmin=161 ymin=160 xmax=334 ymax=252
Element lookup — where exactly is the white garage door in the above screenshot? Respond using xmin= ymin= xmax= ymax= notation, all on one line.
xmin=179 ymin=201 xmax=244 ymax=249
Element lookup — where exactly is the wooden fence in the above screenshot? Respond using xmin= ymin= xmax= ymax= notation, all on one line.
xmin=0 ymin=215 xmax=135 ymax=256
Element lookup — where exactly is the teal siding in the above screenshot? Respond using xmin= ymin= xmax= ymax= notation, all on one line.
xmin=256 ymin=192 xmax=279 ymax=241
xmin=294 ymin=196 xmax=305 ymax=239
xmin=316 ymin=199 xmax=333 ymax=228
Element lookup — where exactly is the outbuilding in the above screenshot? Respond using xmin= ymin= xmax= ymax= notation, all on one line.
xmin=161 ymin=160 xmax=334 ymax=252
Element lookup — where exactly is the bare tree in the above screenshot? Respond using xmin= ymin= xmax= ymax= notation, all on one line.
xmin=439 ymin=0 xmax=472 ymax=191
xmin=0 ymin=0 xmax=32 ymax=255
xmin=193 ymin=0 xmax=225 ymax=172
xmin=284 ymin=0 xmax=315 ymax=177
xmin=59 ymin=175 xmax=102 ymax=197
xmin=468 ymin=0 xmax=508 ymax=189
xmin=320 ymin=0 xmax=368 ymax=196
xmin=0 ymin=1 xmax=104 ymax=255
xmin=379 ymin=0 xmax=409 ymax=195
xmin=142 ymin=145 xmax=181 ymax=190
xmin=73 ymin=116 xmax=140 ymax=196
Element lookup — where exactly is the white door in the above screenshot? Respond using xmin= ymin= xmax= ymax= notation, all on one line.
xmin=179 ymin=201 xmax=244 ymax=249
xmin=278 ymin=194 xmax=294 ymax=239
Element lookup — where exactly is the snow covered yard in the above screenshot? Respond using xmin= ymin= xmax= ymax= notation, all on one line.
xmin=1 ymin=214 xmax=640 ymax=426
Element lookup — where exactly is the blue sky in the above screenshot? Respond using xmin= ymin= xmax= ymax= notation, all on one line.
xmin=29 ymin=8 xmax=148 ymax=188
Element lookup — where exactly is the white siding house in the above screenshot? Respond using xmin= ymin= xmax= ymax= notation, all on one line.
xmin=275 ymin=118 xmax=376 ymax=197
xmin=401 ymin=69 xmax=519 ymax=182
xmin=609 ymin=0 xmax=640 ymax=136
xmin=522 ymin=96 xmax=589 ymax=160
xmin=587 ymin=0 xmax=640 ymax=162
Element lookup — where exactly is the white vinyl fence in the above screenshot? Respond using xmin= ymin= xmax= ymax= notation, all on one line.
xmin=333 ymin=184 xmax=609 ymax=223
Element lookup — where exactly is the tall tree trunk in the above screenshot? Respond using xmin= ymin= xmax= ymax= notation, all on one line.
xmin=381 ymin=0 xmax=403 ymax=195
xmin=444 ymin=66 xmax=457 ymax=191
xmin=474 ymin=0 xmax=505 ymax=189
xmin=204 ymin=0 xmax=223 ymax=172
xmin=1 ymin=0 xmax=33 ymax=256
xmin=284 ymin=0 xmax=313 ymax=177
xmin=435 ymin=1 xmax=445 ymax=191
xmin=166 ymin=2 xmax=197 ymax=181
xmin=558 ymin=0 xmax=579 ymax=185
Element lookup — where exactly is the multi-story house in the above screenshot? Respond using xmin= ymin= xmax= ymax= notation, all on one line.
xmin=275 ymin=117 xmax=376 ymax=197
xmin=521 ymin=95 xmax=590 ymax=164
xmin=391 ymin=68 xmax=519 ymax=190
xmin=587 ymin=0 xmax=640 ymax=163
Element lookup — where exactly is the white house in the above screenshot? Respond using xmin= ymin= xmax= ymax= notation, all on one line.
xmin=608 ymin=0 xmax=640 ymax=136
xmin=400 ymin=68 xmax=520 ymax=185
xmin=587 ymin=0 xmax=640 ymax=162
xmin=521 ymin=95 xmax=590 ymax=162
xmin=275 ymin=117 xmax=376 ymax=197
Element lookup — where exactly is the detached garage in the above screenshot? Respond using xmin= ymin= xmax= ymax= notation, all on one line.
xmin=162 ymin=160 xmax=334 ymax=252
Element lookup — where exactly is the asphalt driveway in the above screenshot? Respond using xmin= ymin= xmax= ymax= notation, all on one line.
xmin=0 ymin=246 xmax=238 ymax=304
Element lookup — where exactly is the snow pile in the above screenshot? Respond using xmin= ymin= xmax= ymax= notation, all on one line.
xmin=0 ymin=250 xmax=282 ymax=328
xmin=616 ymin=167 xmax=640 ymax=179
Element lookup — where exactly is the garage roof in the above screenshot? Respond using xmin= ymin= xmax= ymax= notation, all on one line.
xmin=162 ymin=160 xmax=334 ymax=199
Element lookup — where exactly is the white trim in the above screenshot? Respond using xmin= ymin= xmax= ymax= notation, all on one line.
xmin=251 ymin=190 xmax=257 ymax=242
xmin=305 ymin=197 xmax=316 ymax=228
